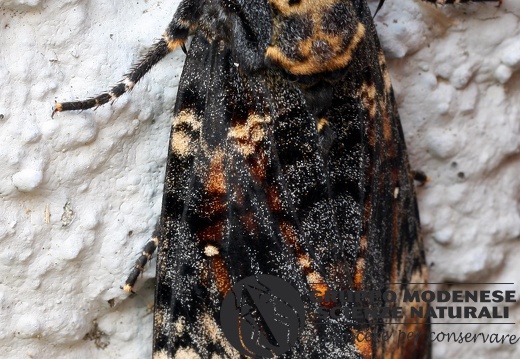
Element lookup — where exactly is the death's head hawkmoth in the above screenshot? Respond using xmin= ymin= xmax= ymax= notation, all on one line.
xmin=53 ymin=0 xmax=497 ymax=357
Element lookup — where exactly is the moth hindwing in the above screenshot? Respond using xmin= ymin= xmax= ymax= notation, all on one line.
xmin=50 ymin=0 xmax=474 ymax=357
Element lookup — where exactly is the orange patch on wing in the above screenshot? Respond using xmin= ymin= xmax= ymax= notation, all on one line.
xmin=380 ymin=110 xmax=398 ymax=160
xmin=171 ymin=132 xmax=192 ymax=157
xmin=198 ymin=221 xmax=225 ymax=242
xmin=280 ymin=222 xmax=331 ymax=306
xmin=351 ymin=328 xmax=374 ymax=359
xmin=358 ymin=82 xmax=377 ymax=119
xmin=241 ymin=211 xmax=256 ymax=233
xmin=378 ymin=51 xmax=393 ymax=93
xmin=382 ymin=113 xmax=393 ymax=142
xmin=170 ymin=109 xmax=201 ymax=157
xmin=279 ymin=221 xmax=299 ymax=248
xmin=353 ymin=256 xmax=365 ymax=291
xmin=354 ymin=197 xmax=372 ymax=290
xmin=211 ymin=254 xmax=232 ymax=295
xmin=206 ymin=151 xmax=227 ymax=195
xmin=228 ymin=114 xmax=271 ymax=156
xmin=248 ymin=149 xmax=268 ymax=182
xmin=307 ymin=272 xmax=333 ymax=308
xmin=266 ymin=185 xmax=283 ymax=212
xmin=201 ymin=195 xmax=227 ymax=218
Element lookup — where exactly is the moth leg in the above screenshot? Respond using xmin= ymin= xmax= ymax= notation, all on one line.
xmin=412 ymin=170 xmax=430 ymax=187
xmin=52 ymin=0 xmax=201 ymax=116
xmin=122 ymin=230 xmax=160 ymax=293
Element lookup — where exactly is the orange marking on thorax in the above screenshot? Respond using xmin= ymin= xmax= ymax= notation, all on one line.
xmin=266 ymin=22 xmax=365 ymax=75
xmin=269 ymin=0 xmax=339 ymax=14
xmin=164 ymin=36 xmax=186 ymax=52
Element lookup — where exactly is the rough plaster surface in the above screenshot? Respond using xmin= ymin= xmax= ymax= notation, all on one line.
xmin=1 ymin=0 xmax=519 ymax=358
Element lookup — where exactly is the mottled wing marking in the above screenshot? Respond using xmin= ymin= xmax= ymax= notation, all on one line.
xmin=228 ymin=114 xmax=271 ymax=156
xmin=266 ymin=1 xmax=366 ymax=75
xmin=170 ymin=109 xmax=201 ymax=157
xmin=279 ymin=221 xmax=330 ymax=300
xmin=152 ymin=0 xmax=431 ymax=357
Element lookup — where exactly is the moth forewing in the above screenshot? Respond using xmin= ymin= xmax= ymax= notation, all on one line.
xmin=52 ymin=0 xmax=450 ymax=357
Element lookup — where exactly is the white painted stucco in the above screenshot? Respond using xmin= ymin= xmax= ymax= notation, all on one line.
xmin=1 ymin=0 xmax=519 ymax=358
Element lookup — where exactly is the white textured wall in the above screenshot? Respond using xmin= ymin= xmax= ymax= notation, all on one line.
xmin=1 ymin=0 xmax=519 ymax=358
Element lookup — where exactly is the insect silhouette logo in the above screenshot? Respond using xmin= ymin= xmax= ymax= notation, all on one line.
xmin=220 ymin=275 xmax=305 ymax=358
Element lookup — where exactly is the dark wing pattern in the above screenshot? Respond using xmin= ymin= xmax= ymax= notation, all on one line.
xmin=153 ymin=0 xmax=429 ymax=358
xmin=49 ymin=0 xmax=497 ymax=357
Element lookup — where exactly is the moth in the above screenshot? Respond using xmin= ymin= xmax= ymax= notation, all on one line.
xmin=53 ymin=0 xmax=497 ymax=357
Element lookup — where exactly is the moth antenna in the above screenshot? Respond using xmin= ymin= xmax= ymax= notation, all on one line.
xmin=374 ymin=0 xmax=385 ymax=17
